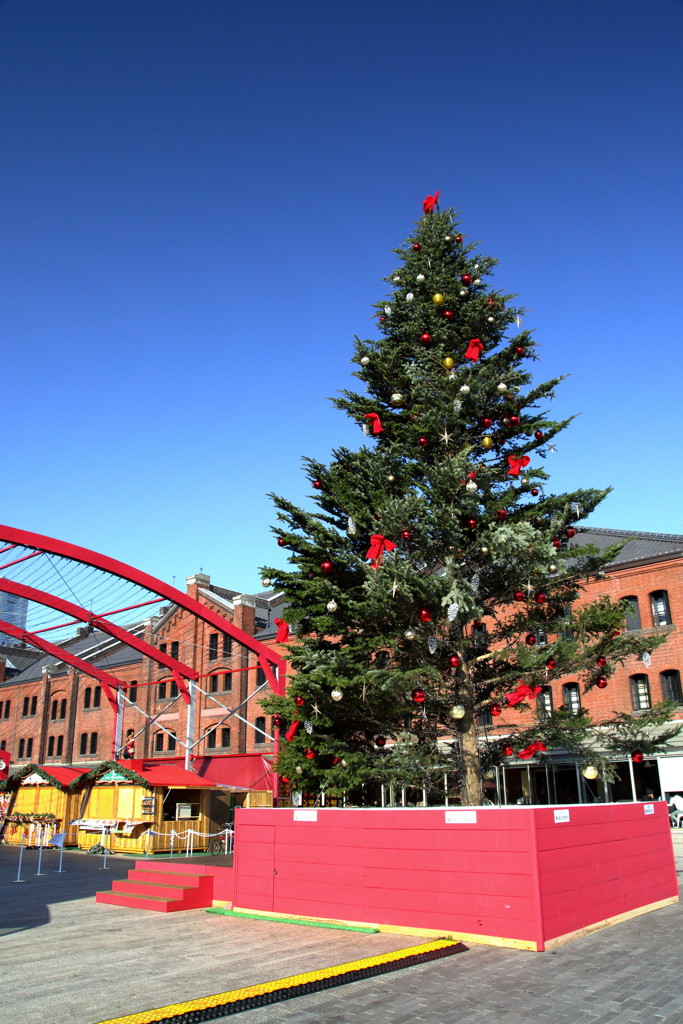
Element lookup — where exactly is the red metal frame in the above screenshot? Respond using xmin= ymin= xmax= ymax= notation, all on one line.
xmin=0 ymin=524 xmax=286 ymax=694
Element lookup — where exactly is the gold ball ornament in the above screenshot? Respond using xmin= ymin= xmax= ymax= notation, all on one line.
xmin=387 ymin=473 xmax=396 ymax=483
xmin=432 ymin=293 xmax=444 ymax=305
xmin=582 ymin=765 xmax=599 ymax=780
xmin=548 ymin=563 xmax=558 ymax=573
xmin=480 ymin=545 xmax=490 ymax=556
xmin=459 ymin=288 xmax=468 ymax=297
xmin=390 ymin=392 xmax=404 ymax=406
xmin=450 ymin=704 xmax=466 ymax=720
xmin=295 ymin=766 xmax=303 ymax=775
xmin=482 ymin=436 xmax=494 ymax=450
xmin=442 ymin=357 xmax=454 ymax=370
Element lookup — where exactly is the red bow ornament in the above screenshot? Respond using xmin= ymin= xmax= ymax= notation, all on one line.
xmin=517 ymin=740 xmax=547 ymax=760
xmin=364 ymin=413 xmax=384 ymax=435
xmin=507 ymin=455 xmax=531 ymax=478
xmin=422 ymin=191 xmax=440 ymax=214
xmin=464 ymin=338 xmax=484 ymax=362
xmin=506 ymin=682 xmax=543 ymax=707
xmin=366 ymin=534 xmax=397 ymax=568
xmin=274 ymin=618 xmax=289 ymax=643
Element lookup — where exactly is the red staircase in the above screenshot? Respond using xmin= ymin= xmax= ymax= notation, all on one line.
xmin=96 ymin=860 xmax=215 ymax=912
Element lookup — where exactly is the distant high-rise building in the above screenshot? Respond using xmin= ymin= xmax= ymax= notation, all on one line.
xmin=0 ymin=593 xmax=28 ymax=644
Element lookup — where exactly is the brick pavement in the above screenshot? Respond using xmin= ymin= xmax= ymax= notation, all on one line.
xmin=1 ymin=845 xmax=682 ymax=1024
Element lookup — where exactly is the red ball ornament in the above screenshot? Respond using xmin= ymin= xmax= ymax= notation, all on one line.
xmin=514 ymin=591 xmax=525 ymax=602
xmin=552 ymin=538 xmax=562 ymax=549
xmin=281 ymin=776 xmax=290 ymax=784
xmin=304 ymin=749 xmax=316 ymax=760
xmin=455 ymin=234 xmax=463 ymax=244
xmin=515 ymin=346 xmax=526 ymax=356
xmin=525 ymin=633 xmax=537 ymax=646
xmin=461 ymin=274 xmax=472 ymax=285
xmin=466 ymin=517 xmax=478 ymax=529
xmin=631 ymin=750 xmax=644 ymax=763
xmin=481 ymin=417 xmax=493 ymax=429
xmin=449 ymin=654 xmax=461 ymax=668
xmin=321 ymin=559 xmax=333 ymax=574
xmin=443 ymin=309 xmax=455 ymax=321
xmin=412 ymin=243 xmax=421 ymax=251
xmin=420 ymin=332 xmax=433 ymax=346
xmin=277 ymin=537 xmax=286 ymax=547
xmin=596 ymin=676 xmax=608 ymax=689
xmin=536 ymin=592 xmax=548 ymax=604
xmin=509 ymin=415 xmax=520 ymax=426
xmin=495 ymin=509 xmax=508 ymax=521
xmin=418 ymin=608 xmax=432 ymax=623
xmin=294 ymin=696 xmax=305 ymax=707
xmin=565 ymin=527 xmax=577 ymax=538
xmin=468 ymin=471 xmax=477 ymax=480
xmin=401 ymin=529 xmax=413 ymax=541
xmin=375 ymin=736 xmax=387 ymax=747
xmin=313 ymin=480 xmax=322 ymax=490
xmin=331 ymin=756 xmax=341 ymax=766
xmin=411 ymin=687 xmax=426 ymax=705
xmin=379 ymin=316 xmax=387 ymax=323
xmin=545 ymin=657 xmax=557 ymax=670
xmin=531 ymin=488 xmax=539 ymax=496
xmin=418 ymin=436 xmax=429 ymax=448
xmin=503 ymin=744 xmax=514 ymax=757
xmin=486 ymin=298 xmax=497 ymax=306
xmin=534 ymin=430 xmax=544 ymax=441
xmin=596 ymin=655 xmax=607 ymax=668
xmin=490 ymin=703 xmax=502 ymax=717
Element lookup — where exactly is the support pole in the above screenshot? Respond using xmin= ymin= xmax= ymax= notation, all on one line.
xmin=184 ymin=679 xmax=195 ymax=771
xmin=15 ymin=834 xmax=25 ymax=883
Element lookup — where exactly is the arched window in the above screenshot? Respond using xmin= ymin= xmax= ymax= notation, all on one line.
xmin=154 ymin=731 xmax=164 ymax=752
xmin=157 ymin=682 xmax=167 ymax=701
xmin=254 ymin=716 xmax=267 ymax=743
xmin=170 ymin=641 xmax=179 ymax=660
xmin=128 ymin=682 xmax=138 ymax=703
xmin=222 ymin=673 xmax=232 ymax=692
xmin=537 ymin=686 xmax=553 ymax=721
xmin=89 ymin=732 xmax=98 ymax=755
xmin=169 ymin=680 xmax=179 ymax=699
xmin=630 ymin=674 xmax=651 ymax=710
xmin=56 ymin=735 xmax=63 ymax=756
xmin=47 ymin=736 xmax=55 ymax=756
xmin=562 ymin=682 xmax=581 ymax=715
xmin=18 ymin=738 xmax=25 ymax=758
xmin=3 ymin=700 xmax=9 ymax=719
xmin=204 ymin=727 xmax=217 ymax=750
xmin=60 ymin=698 xmax=67 ymax=719
xmin=79 ymin=732 xmax=88 ymax=755
xmin=623 ymin=596 xmax=641 ymax=631
xmin=93 ymin=687 xmax=101 ymax=709
xmin=650 ymin=591 xmax=672 ymax=627
xmin=30 ymin=696 xmax=37 ymax=715
xmin=221 ymin=727 xmax=231 ymax=748
xmin=83 ymin=687 xmax=92 ymax=709
xmin=50 ymin=700 xmax=58 ymax=721
xmin=167 ymin=732 xmax=176 ymax=751
xmin=661 ymin=670 xmax=683 ymax=704
xmin=26 ymin=738 xmax=33 ymax=758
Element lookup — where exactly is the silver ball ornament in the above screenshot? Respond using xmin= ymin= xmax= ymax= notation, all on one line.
xmin=497 ymin=382 xmax=508 ymax=393
xmin=459 ymin=384 xmax=471 ymax=394
xmin=404 ymin=627 xmax=415 ymax=640
xmin=326 ymin=599 xmax=338 ymax=613
xmin=459 ymin=288 xmax=468 ymax=297
xmin=261 ymin=578 xmax=271 ymax=588
xmin=487 ymin=315 xmax=495 ymax=323
xmin=406 ymin=292 xmax=414 ymax=303
xmin=473 ymin=278 xmax=481 ymax=286
xmin=360 ymin=356 xmax=370 ymax=366
xmin=384 ymin=305 xmax=392 ymax=315
xmin=466 ymin=480 xmax=478 ymax=493
xmin=331 ymin=687 xmax=343 ymax=702
xmin=416 ymin=273 xmax=425 ymax=283
xmin=390 ymin=392 xmax=404 ymax=407
xmin=444 ymin=235 xmax=452 ymax=241
xmin=295 ymin=766 xmax=303 ymax=775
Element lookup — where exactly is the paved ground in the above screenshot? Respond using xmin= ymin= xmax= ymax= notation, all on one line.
xmin=1 ymin=843 xmax=683 ymax=1024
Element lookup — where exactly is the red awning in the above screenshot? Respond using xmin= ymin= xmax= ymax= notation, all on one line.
xmin=34 ymin=765 xmax=89 ymax=786
xmin=126 ymin=762 xmax=217 ymax=789
xmin=192 ymin=754 xmax=276 ymax=792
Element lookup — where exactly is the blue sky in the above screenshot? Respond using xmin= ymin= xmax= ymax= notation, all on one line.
xmin=1 ymin=0 xmax=681 ymax=595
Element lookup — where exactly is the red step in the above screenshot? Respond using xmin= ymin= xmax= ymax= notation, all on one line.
xmin=96 ymin=866 xmax=214 ymax=912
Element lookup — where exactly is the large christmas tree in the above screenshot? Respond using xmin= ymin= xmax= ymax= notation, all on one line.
xmin=262 ymin=195 xmax=663 ymax=805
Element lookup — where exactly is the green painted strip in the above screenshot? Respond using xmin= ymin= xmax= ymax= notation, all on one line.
xmin=206 ymin=907 xmax=379 ymax=932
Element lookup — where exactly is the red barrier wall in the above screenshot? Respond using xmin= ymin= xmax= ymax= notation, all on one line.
xmin=232 ymin=803 xmax=678 ymax=950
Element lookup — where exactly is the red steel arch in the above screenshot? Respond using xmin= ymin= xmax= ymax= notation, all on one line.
xmin=0 ymin=524 xmax=286 ymax=694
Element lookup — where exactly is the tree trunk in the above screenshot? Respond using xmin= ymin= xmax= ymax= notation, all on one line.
xmin=459 ymin=711 xmax=483 ymax=805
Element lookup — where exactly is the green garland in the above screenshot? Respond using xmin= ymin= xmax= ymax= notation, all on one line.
xmin=67 ymin=759 xmax=153 ymax=791
xmin=1 ymin=764 xmax=69 ymax=793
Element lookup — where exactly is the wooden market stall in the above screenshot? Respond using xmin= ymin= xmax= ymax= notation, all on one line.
xmin=70 ymin=760 xmax=219 ymax=855
xmin=2 ymin=764 xmax=86 ymax=847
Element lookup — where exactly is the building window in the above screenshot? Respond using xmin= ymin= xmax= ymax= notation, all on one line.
xmin=623 ymin=596 xmax=641 ymax=631
xmin=537 ymin=686 xmax=553 ymax=721
xmin=0 ymin=740 xmax=5 ymax=749
xmin=51 ymin=700 xmax=58 ymax=721
xmin=254 ymin=716 xmax=267 ymax=744
xmin=93 ymin=687 xmax=101 ymax=709
xmin=128 ymin=682 xmax=137 ymax=703
xmin=208 ymin=633 xmax=219 ymax=660
xmin=209 ymin=674 xmax=218 ymax=693
xmin=83 ymin=687 xmax=92 ymax=709
xmin=205 ymin=728 xmax=217 ymax=750
xmin=650 ymin=591 xmax=672 ymax=627
xmin=256 ymin=667 xmax=267 ymax=688
xmin=534 ymin=626 xmax=548 ymax=647
xmin=170 ymin=641 xmax=179 ymax=660
xmin=159 ymin=642 xmax=167 ymax=655
xmin=167 ymin=731 xmax=176 ymax=752
xmin=26 ymin=738 xmax=33 ymax=759
xmin=3 ymin=700 xmax=9 ymax=719
xmin=170 ymin=680 xmax=179 ymax=699
xmin=18 ymin=738 xmax=25 ymax=758
xmin=477 ymin=708 xmax=493 ymax=727
xmin=221 ymin=727 xmax=231 ymax=748
xmin=158 ymin=681 xmax=167 ymax=701
xmin=22 ymin=697 xmax=29 ymax=716
xmin=31 ymin=695 xmax=37 ymax=715
xmin=154 ymin=731 xmax=164 ymax=752
xmin=630 ymin=674 xmax=651 ymax=710
xmin=0 ymin=702 xmax=3 ymax=719
xmin=562 ymin=682 xmax=581 ymax=715
xmin=661 ymin=670 xmax=683 ymax=704
xmin=89 ymin=732 xmax=98 ymax=754
xmin=223 ymin=634 xmax=232 ymax=657
xmin=56 ymin=735 xmax=63 ymax=756
xmin=60 ymin=698 xmax=67 ymax=719
xmin=79 ymin=733 xmax=88 ymax=755
xmin=48 ymin=736 xmax=55 ymax=757
xmin=222 ymin=673 xmax=232 ymax=692
xmin=472 ymin=621 xmax=487 ymax=648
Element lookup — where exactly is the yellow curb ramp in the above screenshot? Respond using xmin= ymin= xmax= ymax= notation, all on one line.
xmin=93 ymin=939 xmax=466 ymax=1024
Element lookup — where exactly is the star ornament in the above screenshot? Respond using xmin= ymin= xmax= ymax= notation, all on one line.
xmin=439 ymin=428 xmax=452 ymax=445
xmin=311 ymin=701 xmax=321 ymax=717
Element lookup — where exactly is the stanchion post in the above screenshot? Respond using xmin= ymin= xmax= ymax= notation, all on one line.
xmin=57 ymin=842 xmax=65 ymax=873
xmin=101 ymin=830 xmax=109 ymax=870
xmin=36 ymin=829 xmax=45 ymax=876
xmin=145 ymin=828 xmax=150 ymax=860
xmin=15 ymin=834 xmax=25 ymax=883
xmin=170 ymin=831 xmax=174 ymax=858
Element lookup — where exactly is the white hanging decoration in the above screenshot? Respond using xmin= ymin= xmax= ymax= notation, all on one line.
xmin=304 ymin=720 xmax=313 ymax=735
xmin=642 ymin=651 xmax=652 ymax=668
xmin=393 ymin=275 xmax=400 ymax=283
xmin=406 ymin=292 xmax=415 ymax=303
xmin=427 ymin=636 xmax=438 ymax=655
xmin=347 ymin=516 xmax=359 ymax=537
xmin=453 ymin=400 xmax=462 ymax=415
xmin=447 ymin=602 xmax=460 ymax=621
xmin=472 ymin=573 xmax=480 ymax=592
xmin=362 ymin=422 xmax=370 ymax=435
xmin=384 ymin=305 xmax=392 ymax=314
